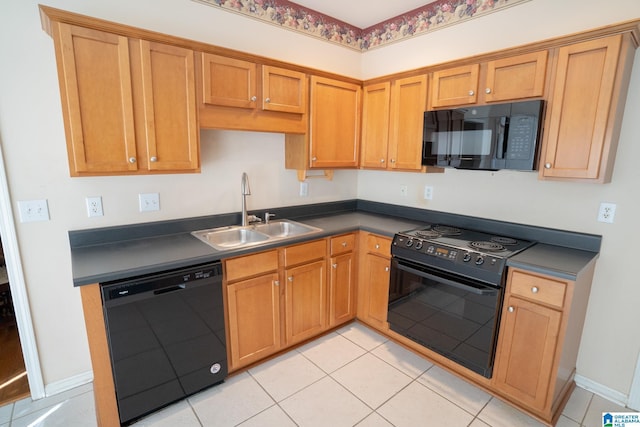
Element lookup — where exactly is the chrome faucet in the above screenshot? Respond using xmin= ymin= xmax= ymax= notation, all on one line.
xmin=241 ymin=172 xmax=251 ymax=226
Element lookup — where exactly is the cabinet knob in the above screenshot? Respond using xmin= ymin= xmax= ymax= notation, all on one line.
xmin=274 ymin=280 xmax=280 ymax=286
xmin=390 ymin=159 xmax=396 ymax=163
xmin=468 ymin=90 xmax=475 ymax=96
xmin=251 ymin=96 xmax=257 ymax=102
xmin=380 ymin=158 xmax=385 ymax=163
xmin=485 ymin=88 xmax=491 ymax=94
xmin=265 ymin=97 xmax=271 ymax=103
xmin=312 ymin=156 xmax=317 ymax=162
xmin=288 ymin=276 xmax=293 ymax=282
xmin=341 ymin=242 xmax=347 ymax=247
xmin=128 ymin=157 xmax=136 ymax=164
xmin=150 ymin=156 xmax=158 ymax=163
xmin=375 ymin=244 xmax=380 ymax=249
xmin=544 ymin=162 xmax=552 ymax=169
xmin=508 ymin=306 xmax=514 ymax=313
xmin=332 ymin=263 xmax=337 ymax=269
xmin=531 ymin=286 xmax=539 ymax=294
xmin=385 ymin=266 xmax=389 ymax=272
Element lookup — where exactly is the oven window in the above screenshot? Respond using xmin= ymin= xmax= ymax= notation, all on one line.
xmin=388 ymin=259 xmax=502 ymax=378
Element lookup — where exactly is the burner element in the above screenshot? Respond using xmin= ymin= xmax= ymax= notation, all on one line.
xmin=431 ymin=225 xmax=462 ymax=236
xmin=469 ymin=241 xmax=505 ymax=252
xmin=490 ymin=236 xmax=518 ymax=245
xmin=414 ymin=230 xmax=441 ymax=239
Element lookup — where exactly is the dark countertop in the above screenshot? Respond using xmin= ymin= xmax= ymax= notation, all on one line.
xmin=69 ymin=201 xmax=600 ymax=286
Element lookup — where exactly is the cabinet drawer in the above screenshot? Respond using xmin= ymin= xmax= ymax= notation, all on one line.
xmin=366 ymin=234 xmax=391 ymax=257
xmin=283 ymin=239 xmax=326 ymax=267
xmin=509 ymin=270 xmax=567 ymax=309
xmin=225 ymin=250 xmax=278 ymax=283
xmin=330 ymin=233 xmax=356 ymax=256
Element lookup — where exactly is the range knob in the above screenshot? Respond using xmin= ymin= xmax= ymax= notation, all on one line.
xmin=406 ymin=239 xmax=414 ymax=247
xmin=415 ymin=241 xmax=424 ymax=250
xmin=463 ymin=253 xmax=472 ymax=262
xmin=475 ymin=256 xmax=485 ymax=265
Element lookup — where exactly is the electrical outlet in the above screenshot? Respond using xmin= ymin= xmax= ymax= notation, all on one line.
xmin=17 ymin=199 xmax=50 ymax=223
xmin=424 ymin=186 xmax=433 ymax=200
xmin=597 ymin=202 xmax=616 ymax=223
xmin=86 ymin=196 xmax=103 ymax=217
xmin=299 ymin=182 xmax=309 ymax=197
xmin=139 ymin=193 xmax=160 ymax=212
xmin=400 ymin=185 xmax=408 ymax=196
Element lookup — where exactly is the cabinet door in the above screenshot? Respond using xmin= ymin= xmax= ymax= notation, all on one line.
xmin=359 ymin=253 xmax=390 ymax=329
xmin=201 ymin=53 xmax=257 ymax=109
xmin=388 ymin=75 xmax=427 ymax=170
xmin=494 ymin=295 xmax=562 ymax=411
xmin=541 ymin=35 xmax=622 ymax=180
xmin=329 ymin=252 xmax=356 ymax=327
xmin=226 ymin=273 xmax=281 ymax=369
xmin=138 ymin=41 xmax=199 ymax=171
xmin=309 ymin=76 xmax=361 ymax=168
xmin=431 ymin=64 xmax=479 ymax=108
xmin=485 ymin=51 xmax=548 ymax=103
xmin=284 ymin=260 xmax=327 ymax=345
xmin=55 ymin=23 xmax=138 ymax=175
xmin=360 ymin=82 xmax=391 ymax=169
xmin=262 ymin=66 xmax=307 ymax=114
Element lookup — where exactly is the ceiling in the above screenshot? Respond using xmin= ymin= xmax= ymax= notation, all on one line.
xmin=291 ymin=0 xmax=437 ymax=28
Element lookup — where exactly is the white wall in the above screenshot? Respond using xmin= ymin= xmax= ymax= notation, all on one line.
xmin=1 ymin=0 xmax=639 ymax=402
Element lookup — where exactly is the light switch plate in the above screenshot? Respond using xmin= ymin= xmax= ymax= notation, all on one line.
xmin=139 ymin=193 xmax=160 ymax=212
xmin=18 ymin=199 xmax=50 ymax=222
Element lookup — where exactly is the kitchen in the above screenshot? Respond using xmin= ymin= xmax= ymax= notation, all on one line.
xmin=1 ymin=0 xmax=640 ymax=426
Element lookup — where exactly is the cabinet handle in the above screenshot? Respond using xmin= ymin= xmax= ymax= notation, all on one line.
xmin=375 ymin=244 xmax=380 ymax=249
xmin=531 ymin=286 xmax=539 ymax=294
xmin=332 ymin=263 xmax=337 ymax=269
xmin=508 ymin=306 xmax=514 ymax=313
xmin=274 ymin=280 xmax=280 ymax=286
xmin=468 ymin=90 xmax=475 ymax=96
xmin=265 ymin=97 xmax=271 ymax=103
xmin=544 ymin=162 xmax=552 ymax=169
xmin=485 ymin=88 xmax=491 ymax=94
xmin=129 ymin=157 xmax=136 ymax=164
xmin=288 ymin=276 xmax=293 ymax=282
xmin=150 ymin=156 xmax=158 ymax=163
xmin=250 ymin=96 xmax=257 ymax=102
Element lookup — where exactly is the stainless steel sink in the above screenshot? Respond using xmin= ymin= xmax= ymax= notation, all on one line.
xmin=191 ymin=220 xmax=322 ymax=251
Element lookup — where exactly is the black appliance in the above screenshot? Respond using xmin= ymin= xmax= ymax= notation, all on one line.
xmin=389 ymin=225 xmax=535 ymax=378
xmin=101 ymin=262 xmax=227 ymax=425
xmin=422 ymin=100 xmax=544 ymax=170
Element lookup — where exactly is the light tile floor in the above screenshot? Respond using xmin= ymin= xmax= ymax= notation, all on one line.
xmin=0 ymin=322 xmax=634 ymax=426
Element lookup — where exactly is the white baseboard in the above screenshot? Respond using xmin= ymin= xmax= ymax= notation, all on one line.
xmin=43 ymin=371 xmax=93 ymax=398
xmin=575 ymin=374 xmax=629 ymax=408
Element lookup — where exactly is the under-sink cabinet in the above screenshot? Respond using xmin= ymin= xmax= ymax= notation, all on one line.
xmin=429 ymin=50 xmax=548 ymax=108
xmin=224 ymin=239 xmax=328 ymax=371
xmin=45 ymin=22 xmax=200 ymax=176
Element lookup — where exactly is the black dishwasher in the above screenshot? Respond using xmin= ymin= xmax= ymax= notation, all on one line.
xmin=101 ymin=262 xmax=227 ymax=425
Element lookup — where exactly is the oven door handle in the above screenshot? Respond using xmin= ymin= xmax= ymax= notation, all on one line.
xmin=395 ymin=262 xmax=498 ymax=296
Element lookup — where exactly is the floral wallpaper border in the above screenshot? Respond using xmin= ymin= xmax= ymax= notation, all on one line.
xmin=193 ymin=0 xmax=530 ymax=51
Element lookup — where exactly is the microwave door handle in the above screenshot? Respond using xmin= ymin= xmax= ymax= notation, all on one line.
xmin=395 ymin=262 xmax=498 ymax=296
xmin=497 ymin=116 xmax=510 ymax=159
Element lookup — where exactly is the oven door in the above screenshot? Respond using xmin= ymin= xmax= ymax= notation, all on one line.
xmin=388 ymin=257 xmax=503 ymax=378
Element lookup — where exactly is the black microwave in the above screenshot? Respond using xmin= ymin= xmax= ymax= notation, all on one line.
xmin=422 ymin=100 xmax=544 ymax=171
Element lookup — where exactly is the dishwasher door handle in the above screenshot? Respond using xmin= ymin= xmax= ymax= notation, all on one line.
xmin=153 ymin=284 xmax=186 ymax=295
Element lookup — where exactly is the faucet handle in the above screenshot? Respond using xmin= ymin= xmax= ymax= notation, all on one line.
xmin=265 ymin=212 xmax=276 ymax=224
xmin=247 ymin=214 xmax=262 ymax=224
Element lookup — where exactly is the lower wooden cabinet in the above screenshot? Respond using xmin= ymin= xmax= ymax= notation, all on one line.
xmin=284 ymin=260 xmax=327 ymax=345
xmin=329 ymin=234 xmax=357 ymax=327
xmin=357 ymin=233 xmax=391 ymax=330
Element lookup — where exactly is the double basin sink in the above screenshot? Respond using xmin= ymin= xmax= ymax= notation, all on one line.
xmin=191 ymin=219 xmax=323 ymax=251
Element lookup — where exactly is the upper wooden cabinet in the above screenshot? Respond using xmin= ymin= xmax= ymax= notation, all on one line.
xmin=200 ymin=54 xmax=307 ymax=114
xmin=285 ymin=76 xmax=362 ymax=171
xmin=49 ymin=23 xmax=199 ymax=176
xmin=362 ymin=75 xmax=437 ymax=172
xmin=430 ymin=51 xmax=548 ymax=108
xmin=540 ymin=34 xmax=636 ymax=183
